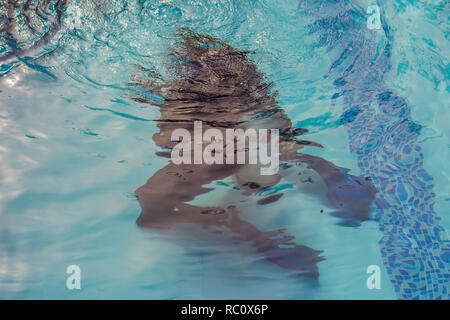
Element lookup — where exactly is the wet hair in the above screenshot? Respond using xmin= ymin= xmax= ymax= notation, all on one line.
xmin=131 ymin=29 xmax=276 ymax=112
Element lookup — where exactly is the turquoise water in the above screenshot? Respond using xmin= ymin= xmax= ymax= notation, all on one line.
xmin=0 ymin=0 xmax=448 ymax=299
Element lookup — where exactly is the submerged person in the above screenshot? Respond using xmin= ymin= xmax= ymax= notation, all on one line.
xmin=129 ymin=29 xmax=376 ymax=278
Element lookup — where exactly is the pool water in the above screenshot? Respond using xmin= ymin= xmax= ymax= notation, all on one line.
xmin=0 ymin=0 xmax=448 ymax=299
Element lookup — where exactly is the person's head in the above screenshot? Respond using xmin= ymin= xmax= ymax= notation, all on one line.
xmin=160 ymin=29 xmax=276 ymax=110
